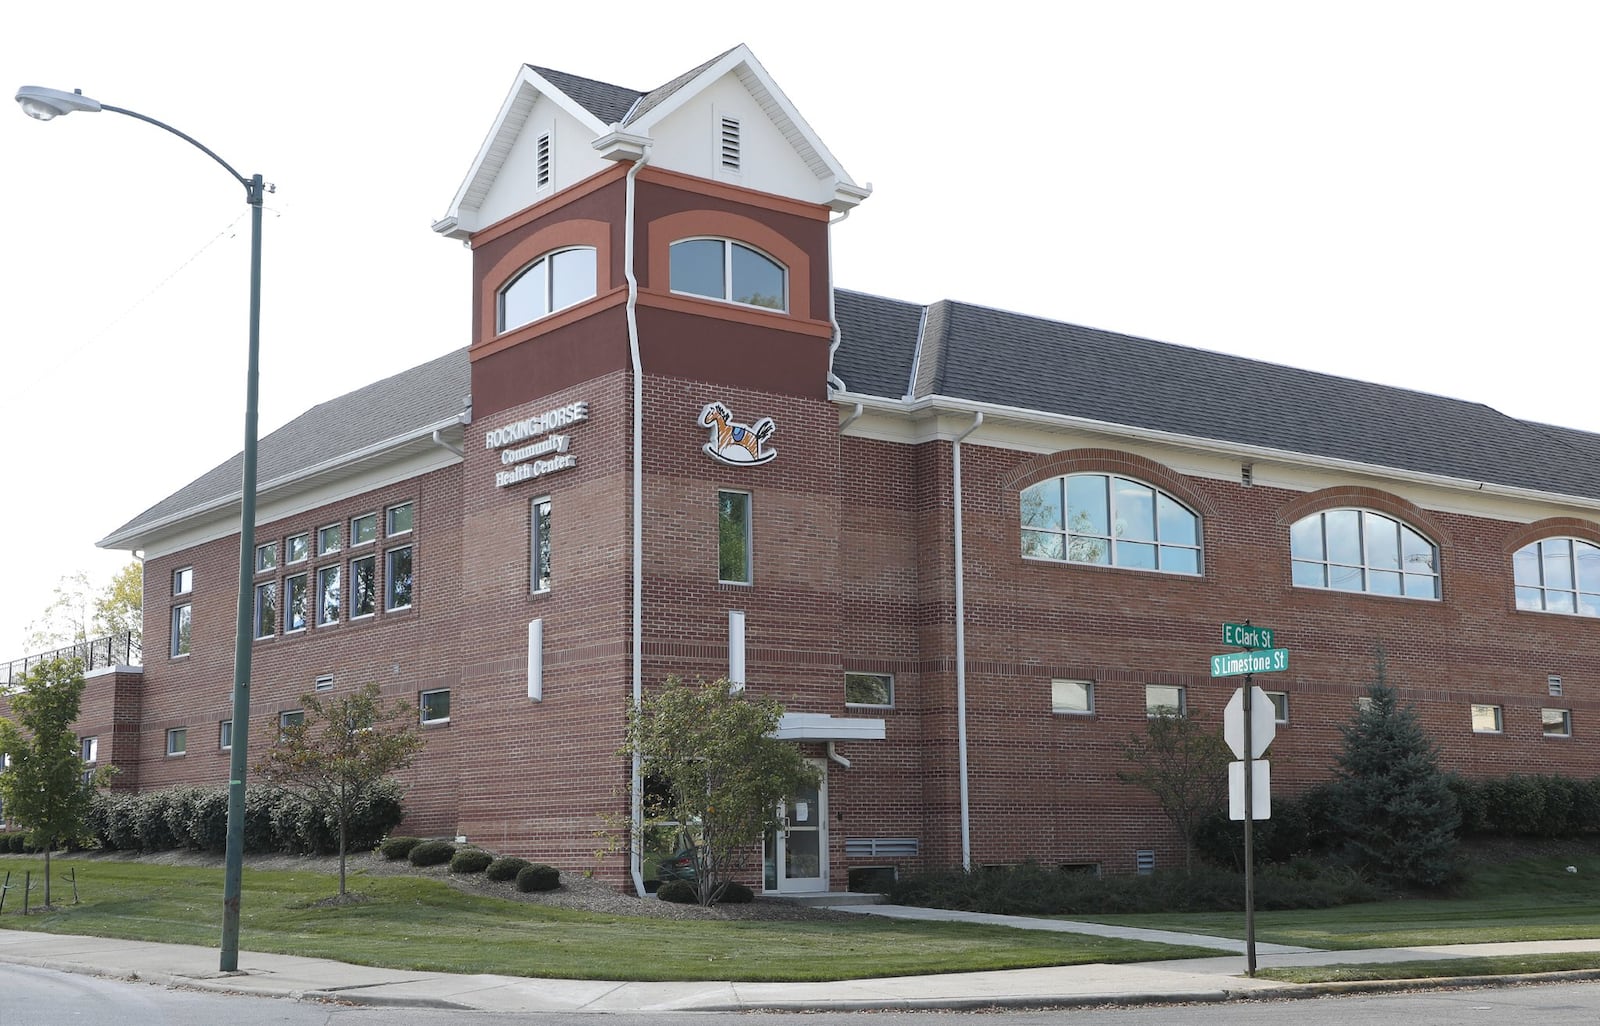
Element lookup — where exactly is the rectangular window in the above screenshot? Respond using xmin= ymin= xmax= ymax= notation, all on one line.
xmin=350 ymin=555 xmax=376 ymax=618
xmin=317 ymin=565 xmax=341 ymax=625
xmin=1145 ymin=684 xmax=1185 ymax=717
xmin=173 ymin=566 xmax=193 ymax=595
xmin=1265 ymin=691 xmax=1290 ymax=724
xmin=286 ymin=573 xmax=309 ymax=632
xmin=254 ymin=582 xmax=278 ymax=638
xmin=279 ymin=710 xmax=304 ymax=730
xmin=256 ymin=541 xmax=278 ymax=573
xmin=171 ymin=604 xmax=192 ymax=658
xmin=386 ymin=546 xmax=414 ymax=610
xmin=1543 ymin=708 xmax=1573 ymax=737
xmin=420 ymin=689 xmax=451 ymax=724
xmin=219 ymin=720 xmax=233 ymax=750
xmin=718 ymin=490 xmax=751 ymax=584
xmin=166 ymin=727 xmax=187 ymax=756
xmin=1051 ymin=679 xmax=1094 ymax=715
xmin=531 ymin=497 xmax=552 ymax=593
xmin=845 ymin=672 xmax=894 ymax=708
xmin=387 ymin=502 xmax=414 ymax=536
xmin=318 ymin=524 xmax=341 ymax=555
xmin=1471 ymin=703 xmax=1503 ymax=733
xmin=287 ymin=533 xmax=309 ymax=563
xmin=351 ymin=512 xmax=378 ymax=546
xmin=81 ymin=736 xmax=98 ymax=763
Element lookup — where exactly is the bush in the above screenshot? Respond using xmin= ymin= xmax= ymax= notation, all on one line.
xmin=486 ymin=856 xmax=530 ymax=882
xmin=409 ymin=839 xmax=457 ymax=867
xmin=1194 ymin=794 xmax=1315 ymax=870
xmin=380 ymin=836 xmax=423 ymax=861
xmin=656 ymin=879 xmax=697 ymax=903
xmin=515 ymin=863 xmax=560 ymax=892
xmin=713 ymin=880 xmax=753 ymax=903
xmin=450 ymin=849 xmax=494 ymax=874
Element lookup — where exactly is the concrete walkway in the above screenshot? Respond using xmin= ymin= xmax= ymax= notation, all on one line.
xmin=2 ymin=912 xmax=1599 ymax=1013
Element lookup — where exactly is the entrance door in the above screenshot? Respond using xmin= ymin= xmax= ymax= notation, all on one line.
xmin=766 ymin=762 xmax=827 ymax=892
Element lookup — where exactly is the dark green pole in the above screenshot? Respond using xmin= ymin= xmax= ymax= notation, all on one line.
xmin=221 ymin=173 xmax=266 ymax=972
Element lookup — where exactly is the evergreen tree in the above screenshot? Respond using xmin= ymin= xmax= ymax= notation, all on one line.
xmin=1332 ymin=648 xmax=1460 ymax=888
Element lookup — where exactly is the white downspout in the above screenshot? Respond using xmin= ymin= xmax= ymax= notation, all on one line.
xmin=826 ymin=741 xmax=851 ymax=768
xmin=625 ymin=145 xmax=652 ymax=897
xmin=825 ymin=209 xmax=850 ymax=393
xmin=429 ymin=429 xmax=463 ymax=459
xmin=952 ymin=411 xmax=982 ymax=871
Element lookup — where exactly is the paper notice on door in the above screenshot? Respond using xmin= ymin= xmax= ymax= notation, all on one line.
xmin=794 ymin=801 xmax=810 ymax=822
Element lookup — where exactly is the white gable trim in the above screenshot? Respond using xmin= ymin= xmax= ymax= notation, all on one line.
xmin=436 ymin=66 xmax=612 ymax=238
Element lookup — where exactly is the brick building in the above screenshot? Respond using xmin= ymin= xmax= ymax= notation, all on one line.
xmin=39 ymin=45 xmax=1600 ymax=892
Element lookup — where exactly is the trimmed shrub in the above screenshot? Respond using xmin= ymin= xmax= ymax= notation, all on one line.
xmin=656 ymin=879 xmax=696 ymax=903
xmin=450 ymin=849 xmax=494 ymax=874
xmin=409 ymin=839 xmax=457 ymax=867
xmin=515 ymin=863 xmax=560 ymax=892
xmin=713 ymin=880 xmax=754 ymax=904
xmin=381 ymin=836 xmax=423 ymax=861
xmin=344 ymin=780 xmax=406 ymax=852
xmin=486 ymin=856 xmax=531 ymax=882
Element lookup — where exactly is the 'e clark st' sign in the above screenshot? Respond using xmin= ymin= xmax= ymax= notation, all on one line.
xmin=485 ymin=400 xmax=589 ymax=488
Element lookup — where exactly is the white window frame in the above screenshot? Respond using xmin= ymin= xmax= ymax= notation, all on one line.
xmin=1513 ymin=537 xmax=1600 ymax=617
xmin=1290 ymin=508 xmax=1440 ymax=600
xmin=171 ymin=603 xmax=192 ymax=658
xmin=1020 ymin=474 xmax=1203 ymax=576
xmin=349 ymin=554 xmax=377 ymax=620
xmin=287 ymin=532 xmax=310 ymax=564
xmin=387 ymin=502 xmax=414 ymax=537
xmin=386 ymin=545 xmax=414 ymax=611
xmin=845 ymin=672 xmax=894 ymax=709
xmin=279 ymin=709 xmax=304 ymax=730
xmin=81 ymin=736 xmax=98 ymax=763
xmin=1542 ymin=708 xmax=1573 ymax=738
xmin=285 ymin=573 xmax=309 ymax=633
xmin=166 ymin=727 xmax=187 ymax=756
xmin=317 ymin=565 xmax=341 ymax=625
xmin=173 ymin=566 xmax=193 ymax=595
xmin=317 ymin=523 xmax=342 ymax=556
xmin=1145 ymin=684 xmax=1186 ymax=717
xmin=1265 ymin=691 xmax=1290 ymax=724
xmin=219 ymin=720 xmax=233 ymax=750
xmin=420 ymin=688 xmax=452 ymax=725
xmin=350 ymin=512 xmax=378 ymax=547
xmin=718 ymin=489 xmax=752 ymax=585
xmin=496 ymin=246 xmax=599 ymax=332
xmin=255 ymin=541 xmax=278 ymax=573
xmin=254 ymin=581 xmax=277 ymax=639
xmin=531 ymin=496 xmax=552 ymax=595
xmin=1051 ymin=679 xmax=1095 ymax=715
xmin=668 ymin=237 xmax=789 ymax=313
xmin=1471 ymin=703 xmax=1504 ymax=734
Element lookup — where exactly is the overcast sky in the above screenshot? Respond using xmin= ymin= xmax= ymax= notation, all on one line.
xmin=3 ymin=1 xmax=1597 ymax=655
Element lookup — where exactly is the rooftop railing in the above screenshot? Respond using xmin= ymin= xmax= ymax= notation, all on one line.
xmin=1 ymin=632 xmax=141 ymax=688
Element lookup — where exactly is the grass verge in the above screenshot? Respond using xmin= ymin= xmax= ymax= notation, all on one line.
xmin=1257 ymin=953 xmax=1600 ymax=984
xmin=0 ymin=857 xmax=1222 ymax=981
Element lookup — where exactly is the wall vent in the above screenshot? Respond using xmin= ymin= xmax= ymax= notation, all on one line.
xmin=314 ymin=674 xmax=334 ymax=691
xmin=1549 ymin=674 xmax=1564 ymax=697
xmin=719 ymin=116 xmax=741 ymax=172
xmin=845 ymin=836 xmax=919 ymax=858
xmin=1135 ymin=849 xmax=1156 ymax=875
xmin=535 ymin=132 xmax=551 ymax=189
xmin=1241 ymin=463 xmax=1254 ymax=487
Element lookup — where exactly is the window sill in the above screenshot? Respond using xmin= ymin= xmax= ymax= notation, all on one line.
xmin=1051 ymin=709 xmax=1095 ymax=717
xmin=422 ymin=719 xmax=450 ymax=728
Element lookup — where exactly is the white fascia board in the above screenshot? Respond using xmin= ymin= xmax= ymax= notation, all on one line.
xmin=435 ymin=66 xmax=611 ymax=236
xmin=97 ymin=419 xmax=465 ymax=553
xmin=831 ymin=391 xmax=1600 ymax=515
xmin=593 ymin=128 xmax=652 ymax=162
xmin=627 ymin=44 xmax=865 ymax=199
xmin=773 ymin=712 xmax=886 ymax=742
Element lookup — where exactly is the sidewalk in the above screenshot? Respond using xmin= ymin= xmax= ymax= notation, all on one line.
xmin=3 ymin=910 xmax=1599 ymax=1013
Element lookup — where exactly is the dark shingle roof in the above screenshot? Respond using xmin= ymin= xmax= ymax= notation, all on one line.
xmin=526 ymin=65 xmax=642 ymax=126
xmin=103 ymin=348 xmax=470 ymax=542
xmin=832 ymin=291 xmax=1600 ymax=501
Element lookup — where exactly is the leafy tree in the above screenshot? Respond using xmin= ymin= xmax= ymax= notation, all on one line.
xmin=254 ymin=683 xmax=423 ymax=897
xmin=1330 ymin=648 xmax=1460 ymax=888
xmin=0 ymin=657 xmax=105 ymax=905
xmin=94 ymin=561 xmax=143 ymax=648
xmin=24 ymin=562 xmax=143 ymax=654
xmin=625 ymin=676 xmax=818 ymax=905
xmin=1120 ymin=706 xmax=1233 ymax=872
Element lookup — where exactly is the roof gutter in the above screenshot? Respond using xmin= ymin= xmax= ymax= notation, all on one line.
xmin=831 ymin=391 xmax=1600 ymax=514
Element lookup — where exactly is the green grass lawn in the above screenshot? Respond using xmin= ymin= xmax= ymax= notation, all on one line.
xmin=1066 ymin=855 xmax=1600 ymax=950
xmin=0 ymin=856 xmax=1220 ymax=982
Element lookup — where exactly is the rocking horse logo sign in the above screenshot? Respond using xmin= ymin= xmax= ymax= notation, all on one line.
xmin=699 ymin=401 xmax=777 ymax=466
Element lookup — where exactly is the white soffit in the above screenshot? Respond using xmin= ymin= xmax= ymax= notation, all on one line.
xmin=774 ymin=712 xmax=886 ymax=742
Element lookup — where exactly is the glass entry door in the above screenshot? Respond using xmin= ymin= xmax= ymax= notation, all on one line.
xmin=765 ymin=762 xmax=827 ymax=892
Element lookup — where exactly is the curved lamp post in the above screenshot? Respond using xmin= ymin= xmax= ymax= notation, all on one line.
xmin=16 ymin=85 xmax=266 ymax=973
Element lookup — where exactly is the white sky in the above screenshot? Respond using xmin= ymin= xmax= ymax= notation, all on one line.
xmin=3 ymin=1 xmax=1597 ymax=654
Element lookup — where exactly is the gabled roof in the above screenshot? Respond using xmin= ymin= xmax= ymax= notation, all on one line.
xmin=525 ymin=65 xmax=643 ymax=126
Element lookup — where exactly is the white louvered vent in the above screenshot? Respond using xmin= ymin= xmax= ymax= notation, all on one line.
xmin=1549 ymin=674 xmax=1564 ymax=697
xmin=1135 ymin=849 xmax=1156 ymax=875
xmin=845 ymin=837 xmax=919 ymax=858
xmin=535 ymin=132 xmax=551 ymax=189
xmin=1241 ymin=463 xmax=1254 ymax=487
xmin=719 ymin=116 xmax=741 ymax=172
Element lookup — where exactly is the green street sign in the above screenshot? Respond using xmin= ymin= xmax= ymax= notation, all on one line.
xmin=1222 ymin=622 xmax=1274 ymax=649
xmin=1210 ymin=648 xmax=1289 ymax=678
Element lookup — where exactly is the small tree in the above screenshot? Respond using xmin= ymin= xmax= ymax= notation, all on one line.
xmin=625 ymin=676 xmax=818 ymax=905
xmin=1120 ymin=706 xmax=1233 ymax=872
xmin=0 ymin=658 xmax=104 ymax=905
xmin=254 ymin=683 xmax=423 ymax=897
xmin=1330 ymin=648 xmax=1460 ymax=888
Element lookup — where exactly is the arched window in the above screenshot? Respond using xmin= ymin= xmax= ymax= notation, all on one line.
xmin=1290 ymin=509 xmax=1439 ymax=598
xmin=497 ymin=246 xmax=597 ymax=332
xmin=1513 ymin=537 xmax=1600 ymax=616
xmin=1020 ymin=474 xmax=1201 ymax=575
xmin=669 ymin=238 xmax=787 ymax=311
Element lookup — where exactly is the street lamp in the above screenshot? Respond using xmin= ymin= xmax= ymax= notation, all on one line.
xmin=16 ymin=84 xmax=267 ymax=974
